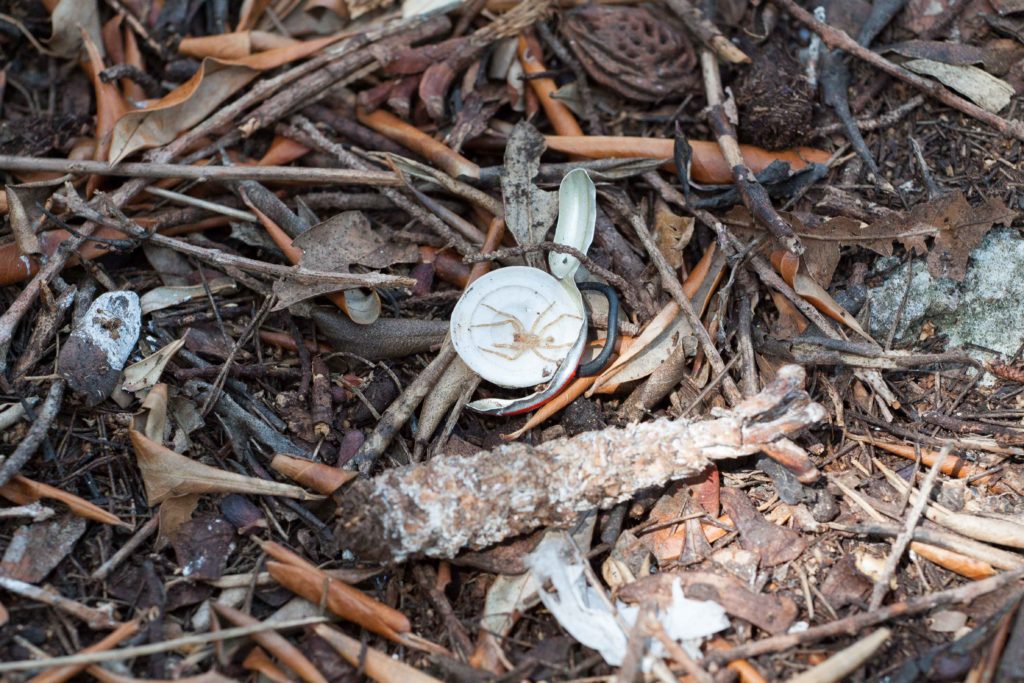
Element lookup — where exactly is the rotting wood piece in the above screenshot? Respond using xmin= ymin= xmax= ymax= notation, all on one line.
xmin=334 ymin=365 xmax=826 ymax=562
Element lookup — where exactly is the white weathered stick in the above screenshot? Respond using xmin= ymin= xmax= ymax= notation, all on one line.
xmin=335 ymin=365 xmax=826 ymax=562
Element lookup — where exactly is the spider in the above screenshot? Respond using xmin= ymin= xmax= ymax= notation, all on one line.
xmin=471 ymin=301 xmax=582 ymax=363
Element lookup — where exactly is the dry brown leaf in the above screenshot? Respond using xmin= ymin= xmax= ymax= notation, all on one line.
xmin=4 ymin=176 xmax=68 ymax=257
xmin=272 ymin=211 xmax=415 ymax=310
xmin=772 ymin=251 xmax=874 ymax=341
xmin=211 ymin=603 xmax=327 ymax=683
xmin=122 ymin=339 xmax=187 ymax=394
xmin=905 ymin=59 xmax=1014 ymax=113
xmin=128 ymin=430 xmax=319 ymax=504
xmin=82 ymin=31 xmax=129 ymax=171
xmin=501 ymin=122 xmax=558 ymax=268
xmin=267 ymin=561 xmax=412 ymax=641
xmin=737 ymin=191 xmax=1016 ymax=284
xmin=155 ymin=493 xmax=200 ymax=551
xmin=109 ymin=32 xmax=346 ymax=164
xmin=314 ymin=624 xmax=444 ymax=683
xmin=44 ymin=0 xmax=104 ymax=58
xmin=885 ymin=38 xmax=1024 ymax=75
xmin=179 ymin=31 xmax=300 ymax=60
xmin=0 ymin=475 xmax=126 ymax=527
xmin=653 ymin=199 xmax=693 ymax=269
xmin=270 ymin=453 xmax=357 ymax=495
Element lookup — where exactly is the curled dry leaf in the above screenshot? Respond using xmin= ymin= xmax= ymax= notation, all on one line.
xmin=44 ymin=0 xmax=104 ymax=58
xmin=260 ymin=539 xmax=413 ymax=640
xmin=140 ymin=278 xmax=236 ymax=314
xmin=129 ymin=430 xmax=319 ymax=504
xmin=5 ymin=176 xmax=68 ymax=256
xmin=58 ymin=291 xmax=142 ymax=407
xmin=904 ymin=59 xmax=1014 ymax=113
xmin=654 ymin=199 xmax=694 ymax=269
xmin=0 ymin=476 xmax=126 ymax=526
xmin=109 ymin=32 xmax=347 ymax=164
xmin=771 ymin=251 xmax=874 ymax=341
xmin=270 ymin=453 xmax=357 ymax=495
xmin=81 ymin=32 xmax=129 ymax=173
xmin=178 ymin=30 xmax=300 ymax=60
xmin=266 ymin=561 xmax=412 ymax=642
xmin=122 ymin=337 xmax=186 ymax=393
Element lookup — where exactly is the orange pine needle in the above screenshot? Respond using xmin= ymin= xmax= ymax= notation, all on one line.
xmin=517 ymin=32 xmax=584 ymax=137
xmin=270 ymin=453 xmax=356 ymax=495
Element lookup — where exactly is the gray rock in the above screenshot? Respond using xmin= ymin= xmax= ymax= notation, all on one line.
xmin=868 ymin=229 xmax=1024 ymax=356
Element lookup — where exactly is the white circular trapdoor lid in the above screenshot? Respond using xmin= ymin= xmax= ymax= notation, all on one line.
xmin=450 ymin=266 xmax=585 ymax=389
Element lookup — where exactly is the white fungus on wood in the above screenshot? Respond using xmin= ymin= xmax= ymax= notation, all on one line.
xmin=335 ymin=365 xmax=826 ymax=562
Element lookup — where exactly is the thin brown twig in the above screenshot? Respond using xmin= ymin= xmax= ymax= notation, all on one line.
xmin=287 ymin=117 xmax=478 ymax=256
xmin=665 ymin=0 xmax=750 ymax=64
xmin=0 ymin=155 xmax=401 ymax=186
xmin=602 ymin=190 xmax=743 ymax=405
xmin=868 ymin=451 xmax=946 ymax=610
xmin=0 ymin=380 xmax=64 ymax=488
xmin=707 ymin=569 xmax=1024 ymax=665
xmin=699 ymin=48 xmax=802 ymax=254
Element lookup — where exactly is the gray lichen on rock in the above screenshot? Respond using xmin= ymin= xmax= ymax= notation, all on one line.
xmin=868 ymin=229 xmax=1024 ymax=356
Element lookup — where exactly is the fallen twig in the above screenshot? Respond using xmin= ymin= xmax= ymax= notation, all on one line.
xmin=699 ymin=43 xmax=802 ymax=254
xmin=868 ymin=452 xmax=945 ymax=609
xmin=0 ymin=155 xmax=401 ymax=185
xmin=0 ymin=380 xmax=64 ymax=488
xmin=0 ymin=617 xmax=328 ymax=674
xmin=706 ymin=569 xmax=1024 ymax=665
xmin=773 ymin=0 xmax=1024 ymax=141
xmin=665 ymin=0 xmax=749 ymax=64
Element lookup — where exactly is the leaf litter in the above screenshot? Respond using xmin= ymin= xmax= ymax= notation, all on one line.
xmin=0 ymin=0 xmax=1024 ymax=680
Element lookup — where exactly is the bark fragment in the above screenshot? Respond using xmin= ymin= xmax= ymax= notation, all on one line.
xmin=335 ymin=365 xmax=825 ymax=562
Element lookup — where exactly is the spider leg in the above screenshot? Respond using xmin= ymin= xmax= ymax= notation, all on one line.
xmin=533 ymin=348 xmax=568 ymax=363
xmin=536 ymin=312 xmax=583 ymax=337
xmin=480 ymin=346 xmax=526 ymax=361
xmin=527 ymin=301 xmax=559 ymax=335
xmin=476 ymin=304 xmax=526 ymax=335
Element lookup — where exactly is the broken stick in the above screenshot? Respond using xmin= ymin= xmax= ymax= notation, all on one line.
xmin=335 ymin=365 xmax=826 ymax=562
